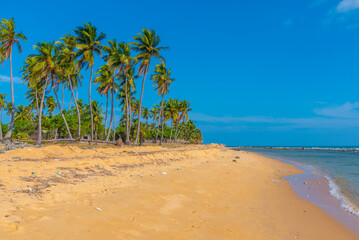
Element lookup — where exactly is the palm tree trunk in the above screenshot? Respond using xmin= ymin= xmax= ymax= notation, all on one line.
xmin=4 ymin=51 xmax=14 ymax=140
xmin=154 ymin=113 xmax=160 ymax=143
xmin=68 ymin=75 xmax=81 ymax=139
xmin=156 ymin=95 xmax=164 ymax=143
xmin=125 ymin=76 xmax=130 ymax=145
xmin=35 ymin=89 xmax=39 ymax=115
xmin=89 ymin=66 xmax=94 ymax=140
xmin=36 ymin=77 xmax=49 ymax=145
xmin=68 ymin=94 xmax=72 ymax=110
xmin=61 ymin=83 xmax=65 ymax=112
xmin=112 ymin=83 xmax=115 ymax=142
xmin=175 ymin=121 xmax=184 ymax=141
xmin=0 ymin=108 xmax=3 ymax=139
xmin=53 ymin=84 xmax=73 ymax=139
xmin=133 ymin=67 xmax=148 ymax=145
xmin=160 ymin=104 xmax=165 ymax=145
xmin=170 ymin=120 xmax=174 ymax=142
xmin=174 ymin=122 xmax=179 ymax=143
xmin=104 ymin=93 xmax=108 ymax=138
xmin=105 ymin=88 xmax=113 ymax=141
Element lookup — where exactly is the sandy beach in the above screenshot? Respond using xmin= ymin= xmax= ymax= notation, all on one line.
xmin=0 ymin=144 xmax=357 ymax=239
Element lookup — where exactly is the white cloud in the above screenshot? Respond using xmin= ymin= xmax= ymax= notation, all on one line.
xmin=191 ymin=102 xmax=359 ymax=130
xmin=337 ymin=0 xmax=359 ymax=12
xmin=313 ymin=102 xmax=359 ymax=118
xmin=0 ymin=75 xmax=23 ymax=84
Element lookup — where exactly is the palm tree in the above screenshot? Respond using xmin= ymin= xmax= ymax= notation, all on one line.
xmin=22 ymin=42 xmax=59 ymax=145
xmin=94 ymin=64 xmax=115 ymax=140
xmin=165 ymin=98 xmax=180 ymax=142
xmin=91 ymin=100 xmax=104 ymax=140
xmin=57 ymin=34 xmax=82 ymax=139
xmin=74 ymin=23 xmax=106 ymax=140
xmin=0 ymin=93 xmax=7 ymax=139
xmin=151 ymin=62 xmax=174 ymax=144
xmin=119 ymin=65 xmax=137 ymax=144
xmin=15 ymin=104 xmax=33 ymax=121
xmin=131 ymin=28 xmax=167 ymax=145
xmin=0 ymin=17 xmax=27 ymax=139
xmin=174 ymin=100 xmax=192 ymax=142
xmin=142 ymin=107 xmax=149 ymax=124
xmin=45 ymin=96 xmax=56 ymax=117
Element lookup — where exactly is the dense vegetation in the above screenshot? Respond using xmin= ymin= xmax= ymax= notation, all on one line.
xmin=0 ymin=18 xmax=202 ymax=145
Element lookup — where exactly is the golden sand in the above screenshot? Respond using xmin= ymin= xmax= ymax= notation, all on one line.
xmin=0 ymin=144 xmax=357 ymax=239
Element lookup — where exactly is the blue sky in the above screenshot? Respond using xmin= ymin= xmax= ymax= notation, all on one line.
xmin=2 ymin=0 xmax=359 ymax=146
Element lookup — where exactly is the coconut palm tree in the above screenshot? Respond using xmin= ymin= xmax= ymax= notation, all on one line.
xmin=45 ymin=96 xmax=56 ymax=117
xmin=151 ymin=62 xmax=174 ymax=144
xmin=57 ymin=34 xmax=82 ymax=139
xmin=22 ymin=42 xmax=59 ymax=145
xmin=0 ymin=93 xmax=7 ymax=139
xmin=0 ymin=17 xmax=27 ymax=139
xmin=165 ymin=98 xmax=180 ymax=142
xmin=142 ymin=107 xmax=149 ymax=124
xmin=74 ymin=23 xmax=106 ymax=140
xmin=90 ymin=100 xmax=104 ymax=140
xmin=131 ymin=28 xmax=167 ymax=145
xmin=174 ymin=100 xmax=192 ymax=142
xmin=15 ymin=104 xmax=33 ymax=121
xmin=94 ymin=64 xmax=115 ymax=140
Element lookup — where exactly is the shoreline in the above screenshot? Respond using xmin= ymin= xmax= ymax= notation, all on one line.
xmin=0 ymin=144 xmax=358 ymax=239
xmin=240 ymin=149 xmax=359 ymax=234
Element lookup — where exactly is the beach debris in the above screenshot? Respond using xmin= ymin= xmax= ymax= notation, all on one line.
xmin=13 ymin=188 xmax=18 ymax=192
xmin=222 ymin=156 xmax=224 ymax=158
xmin=55 ymin=159 xmax=61 ymax=161
xmin=303 ymin=182 xmax=308 ymax=185
xmin=29 ymin=187 xmax=32 ymax=191
xmin=31 ymin=172 xmax=34 ymax=175
xmin=176 ymin=168 xmax=180 ymax=170
xmin=272 ymin=179 xmax=284 ymax=183
xmin=74 ymin=180 xmax=78 ymax=182
xmin=95 ymin=207 xmax=102 ymax=211
xmin=161 ymin=172 xmax=167 ymax=175
xmin=232 ymin=160 xmax=237 ymax=163
xmin=235 ymin=156 xmax=240 ymax=159
xmin=56 ymin=171 xmax=61 ymax=175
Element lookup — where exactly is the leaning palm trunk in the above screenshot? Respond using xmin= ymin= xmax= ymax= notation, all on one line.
xmin=174 ymin=122 xmax=179 ymax=143
xmin=36 ymin=77 xmax=50 ymax=145
xmin=89 ymin=66 xmax=94 ymax=140
xmin=175 ymin=120 xmax=185 ymax=140
xmin=169 ymin=120 xmax=174 ymax=142
xmin=105 ymin=88 xmax=114 ymax=141
xmin=104 ymin=93 xmax=108 ymax=137
xmin=61 ymin=83 xmax=65 ymax=112
xmin=112 ymin=83 xmax=115 ymax=142
xmin=53 ymin=85 xmax=73 ymax=139
xmin=125 ymin=76 xmax=130 ymax=145
xmin=68 ymin=76 xmax=81 ymax=139
xmin=154 ymin=113 xmax=161 ymax=143
xmin=133 ymin=67 xmax=148 ymax=145
xmin=0 ymin=108 xmax=3 ymax=139
xmin=4 ymin=52 xmax=14 ymax=140
xmin=160 ymin=107 xmax=165 ymax=145
xmin=155 ymin=95 xmax=164 ymax=143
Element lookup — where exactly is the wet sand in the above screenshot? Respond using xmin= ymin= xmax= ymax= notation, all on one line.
xmin=0 ymin=144 xmax=357 ymax=239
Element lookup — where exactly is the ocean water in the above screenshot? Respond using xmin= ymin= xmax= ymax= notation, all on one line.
xmin=236 ymin=147 xmax=359 ymax=218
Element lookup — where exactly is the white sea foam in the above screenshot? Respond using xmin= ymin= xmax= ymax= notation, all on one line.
xmin=325 ymin=176 xmax=359 ymax=218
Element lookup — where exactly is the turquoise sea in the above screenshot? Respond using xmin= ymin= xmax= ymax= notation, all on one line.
xmin=236 ymin=147 xmax=359 ymax=218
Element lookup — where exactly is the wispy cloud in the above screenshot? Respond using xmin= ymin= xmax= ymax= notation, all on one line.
xmin=313 ymin=102 xmax=359 ymax=118
xmin=191 ymin=102 xmax=359 ymax=130
xmin=0 ymin=75 xmax=23 ymax=84
xmin=337 ymin=0 xmax=359 ymax=12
